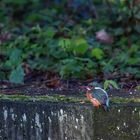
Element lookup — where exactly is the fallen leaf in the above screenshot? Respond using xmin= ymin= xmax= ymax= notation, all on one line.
xmin=96 ymin=29 xmax=113 ymax=44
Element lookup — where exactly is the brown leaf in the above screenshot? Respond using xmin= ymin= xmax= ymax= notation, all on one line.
xmin=96 ymin=29 xmax=113 ymax=44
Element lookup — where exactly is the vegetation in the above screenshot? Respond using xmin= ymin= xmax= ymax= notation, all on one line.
xmin=0 ymin=0 xmax=139 ymax=88
xmin=0 ymin=94 xmax=139 ymax=104
xmin=0 ymin=94 xmax=88 ymax=103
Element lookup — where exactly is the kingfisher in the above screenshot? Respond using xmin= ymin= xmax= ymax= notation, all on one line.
xmin=84 ymin=82 xmax=109 ymax=111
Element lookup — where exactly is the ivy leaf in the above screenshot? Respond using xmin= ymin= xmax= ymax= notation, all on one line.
xmin=46 ymin=27 xmax=55 ymax=38
xmin=58 ymin=38 xmax=71 ymax=50
xmin=0 ymin=71 xmax=6 ymax=80
xmin=114 ymin=28 xmax=124 ymax=36
xmin=134 ymin=12 xmax=140 ymax=20
xmin=136 ymin=85 xmax=140 ymax=91
xmin=9 ymin=48 xmax=22 ymax=66
xmin=4 ymin=0 xmax=28 ymax=5
xmin=126 ymin=67 xmax=140 ymax=75
xmin=9 ymin=65 xmax=25 ymax=84
xmin=102 ymin=60 xmax=115 ymax=73
xmin=127 ymin=57 xmax=140 ymax=65
xmin=91 ymin=48 xmax=104 ymax=59
xmin=104 ymin=80 xmax=119 ymax=90
xmin=26 ymin=13 xmax=42 ymax=22
xmin=73 ymin=38 xmax=88 ymax=54
xmin=134 ymin=25 xmax=140 ymax=33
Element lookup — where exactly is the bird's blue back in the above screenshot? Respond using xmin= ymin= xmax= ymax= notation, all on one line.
xmin=92 ymin=87 xmax=109 ymax=107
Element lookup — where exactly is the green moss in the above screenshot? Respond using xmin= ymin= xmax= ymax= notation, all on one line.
xmin=111 ymin=97 xmax=140 ymax=103
xmin=135 ymin=85 xmax=140 ymax=91
xmin=0 ymin=94 xmax=89 ymax=103
xmin=0 ymin=93 xmax=140 ymax=104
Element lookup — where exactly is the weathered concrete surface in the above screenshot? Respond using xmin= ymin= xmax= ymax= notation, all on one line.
xmin=94 ymin=104 xmax=140 ymax=140
xmin=0 ymin=101 xmax=93 ymax=140
xmin=0 ymin=101 xmax=139 ymax=140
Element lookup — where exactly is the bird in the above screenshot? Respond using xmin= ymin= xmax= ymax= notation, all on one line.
xmin=85 ymin=82 xmax=109 ymax=111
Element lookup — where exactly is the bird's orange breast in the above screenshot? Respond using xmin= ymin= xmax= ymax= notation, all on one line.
xmin=86 ymin=93 xmax=101 ymax=108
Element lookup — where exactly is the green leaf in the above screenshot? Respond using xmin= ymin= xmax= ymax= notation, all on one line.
xmin=9 ymin=65 xmax=25 ymax=84
xmin=104 ymin=80 xmax=119 ymax=90
xmin=117 ymin=52 xmax=129 ymax=63
xmin=134 ymin=12 xmax=140 ymax=19
xmin=4 ymin=0 xmax=28 ymax=5
xmin=58 ymin=38 xmax=71 ymax=50
xmin=127 ymin=57 xmax=140 ymax=65
xmin=126 ymin=67 xmax=140 ymax=75
xmin=75 ymin=38 xmax=87 ymax=46
xmin=0 ymin=71 xmax=6 ymax=80
xmin=102 ymin=60 xmax=115 ymax=73
xmin=46 ymin=27 xmax=55 ymax=38
xmin=73 ymin=38 xmax=88 ymax=54
xmin=27 ymin=13 xmax=42 ymax=22
xmin=9 ymin=48 xmax=22 ymax=66
xmin=129 ymin=44 xmax=139 ymax=53
xmin=91 ymin=48 xmax=104 ymax=59
xmin=60 ymin=58 xmax=84 ymax=78
xmin=134 ymin=25 xmax=140 ymax=33
xmin=114 ymin=28 xmax=124 ymax=36
xmin=135 ymin=85 xmax=140 ymax=91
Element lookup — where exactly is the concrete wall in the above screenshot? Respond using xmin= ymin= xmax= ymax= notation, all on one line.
xmin=0 ymin=101 xmax=139 ymax=140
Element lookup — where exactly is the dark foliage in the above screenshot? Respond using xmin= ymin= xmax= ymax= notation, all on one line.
xmin=0 ymin=0 xmax=139 ymax=89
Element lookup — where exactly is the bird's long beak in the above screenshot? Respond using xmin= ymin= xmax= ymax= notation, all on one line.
xmin=79 ymin=86 xmax=92 ymax=91
xmin=86 ymin=87 xmax=91 ymax=90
